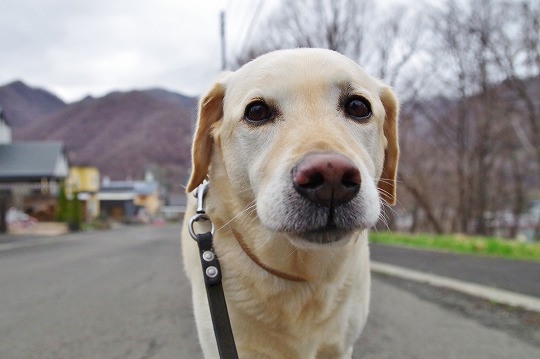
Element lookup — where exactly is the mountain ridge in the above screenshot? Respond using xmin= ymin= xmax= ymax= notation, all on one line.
xmin=0 ymin=81 xmax=197 ymax=191
xmin=0 ymin=81 xmax=67 ymax=128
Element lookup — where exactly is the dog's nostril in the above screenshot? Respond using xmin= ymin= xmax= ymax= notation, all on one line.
xmin=300 ymin=173 xmax=325 ymax=190
xmin=342 ymin=181 xmax=359 ymax=189
xmin=342 ymin=171 xmax=361 ymax=189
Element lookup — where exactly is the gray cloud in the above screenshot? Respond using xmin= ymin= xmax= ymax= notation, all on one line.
xmin=1 ymin=0 xmax=237 ymax=102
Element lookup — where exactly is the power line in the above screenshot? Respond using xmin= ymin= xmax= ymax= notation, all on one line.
xmin=237 ymin=0 xmax=266 ymax=57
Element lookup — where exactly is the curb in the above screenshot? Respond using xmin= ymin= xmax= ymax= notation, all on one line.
xmin=371 ymin=261 xmax=540 ymax=313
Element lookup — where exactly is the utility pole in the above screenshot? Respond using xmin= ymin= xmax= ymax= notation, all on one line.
xmin=220 ymin=10 xmax=227 ymax=70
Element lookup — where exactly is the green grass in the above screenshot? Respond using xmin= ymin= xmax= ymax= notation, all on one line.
xmin=369 ymin=231 xmax=540 ymax=262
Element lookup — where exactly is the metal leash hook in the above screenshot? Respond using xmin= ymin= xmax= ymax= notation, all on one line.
xmin=189 ymin=180 xmax=214 ymax=241
xmin=187 ymin=181 xmax=239 ymax=358
xmin=189 ymin=180 xmax=219 ymax=286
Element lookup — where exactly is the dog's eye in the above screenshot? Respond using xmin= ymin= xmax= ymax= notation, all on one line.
xmin=344 ymin=97 xmax=371 ymax=121
xmin=245 ymin=101 xmax=272 ymax=124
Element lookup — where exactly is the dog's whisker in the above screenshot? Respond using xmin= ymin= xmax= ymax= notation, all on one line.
xmin=375 ymin=177 xmax=404 ymax=185
xmin=376 ymin=186 xmax=396 ymax=200
xmin=233 ymin=185 xmax=264 ymax=196
xmin=286 ymin=247 xmax=298 ymax=261
xmin=380 ymin=192 xmax=405 ymax=212
xmin=240 ymin=211 xmax=260 ymax=232
xmin=377 ymin=212 xmax=391 ymax=231
xmin=256 ymin=233 xmax=273 ymax=251
xmin=245 ymin=212 xmax=260 ymax=228
xmin=375 ymin=199 xmax=403 ymax=232
xmin=217 ymin=201 xmax=257 ymax=231
xmin=296 ymin=248 xmax=308 ymax=267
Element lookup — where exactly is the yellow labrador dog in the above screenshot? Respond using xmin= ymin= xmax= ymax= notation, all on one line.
xmin=182 ymin=48 xmax=399 ymax=359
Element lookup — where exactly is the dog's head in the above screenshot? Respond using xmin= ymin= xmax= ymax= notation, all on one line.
xmin=187 ymin=49 xmax=398 ymax=247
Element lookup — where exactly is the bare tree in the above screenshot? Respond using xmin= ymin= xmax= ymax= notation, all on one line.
xmin=234 ymin=0 xmax=427 ymax=94
xmin=406 ymin=0 xmax=538 ymax=236
xmin=234 ymin=0 xmax=372 ymax=66
xmin=490 ymin=1 xmax=540 ymax=176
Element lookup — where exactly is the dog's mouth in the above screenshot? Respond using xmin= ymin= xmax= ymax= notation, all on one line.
xmin=258 ymin=185 xmax=376 ymax=246
xmin=295 ymin=209 xmax=351 ymax=243
xmin=292 ymin=225 xmax=354 ymax=245
xmin=274 ymin=204 xmax=362 ymax=246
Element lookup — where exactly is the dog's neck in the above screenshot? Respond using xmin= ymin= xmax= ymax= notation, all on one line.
xmin=227 ymin=220 xmax=363 ymax=283
xmin=231 ymin=228 xmax=307 ymax=282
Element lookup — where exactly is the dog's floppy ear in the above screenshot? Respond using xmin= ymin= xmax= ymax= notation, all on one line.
xmin=378 ymin=87 xmax=399 ymax=205
xmin=186 ymin=75 xmax=229 ymax=192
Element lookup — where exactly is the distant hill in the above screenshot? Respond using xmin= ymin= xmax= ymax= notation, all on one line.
xmin=8 ymin=84 xmax=197 ymax=191
xmin=0 ymin=81 xmax=66 ymax=128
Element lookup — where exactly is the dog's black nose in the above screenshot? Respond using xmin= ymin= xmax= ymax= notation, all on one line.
xmin=292 ymin=153 xmax=361 ymax=208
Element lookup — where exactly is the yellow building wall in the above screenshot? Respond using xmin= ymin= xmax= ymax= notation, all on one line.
xmin=69 ymin=167 xmax=100 ymax=193
xmin=68 ymin=167 xmax=100 ymax=220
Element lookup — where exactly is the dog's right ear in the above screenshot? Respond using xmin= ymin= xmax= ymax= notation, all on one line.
xmin=186 ymin=75 xmax=229 ymax=192
xmin=377 ymin=86 xmax=399 ymax=206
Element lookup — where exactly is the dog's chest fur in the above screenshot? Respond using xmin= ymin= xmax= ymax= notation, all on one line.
xmin=212 ymin=227 xmax=370 ymax=358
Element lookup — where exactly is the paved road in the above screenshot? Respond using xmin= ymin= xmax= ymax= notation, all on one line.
xmin=370 ymin=243 xmax=540 ymax=297
xmin=0 ymin=225 xmax=539 ymax=358
xmin=0 ymin=225 xmax=200 ymax=358
xmin=356 ymin=276 xmax=540 ymax=359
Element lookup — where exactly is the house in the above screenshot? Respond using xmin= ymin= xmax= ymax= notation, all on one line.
xmin=0 ymin=107 xmax=69 ymax=232
xmin=98 ymin=175 xmax=162 ymax=222
xmin=0 ymin=142 xmax=70 ymax=221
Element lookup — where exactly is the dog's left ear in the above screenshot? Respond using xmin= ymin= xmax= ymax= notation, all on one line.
xmin=186 ymin=74 xmax=229 ymax=192
xmin=378 ymin=87 xmax=399 ymax=205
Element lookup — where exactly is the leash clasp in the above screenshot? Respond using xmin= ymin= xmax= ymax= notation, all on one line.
xmin=195 ymin=180 xmax=209 ymax=214
xmin=189 ymin=213 xmax=215 ymax=240
xmin=189 ymin=181 xmax=215 ymax=240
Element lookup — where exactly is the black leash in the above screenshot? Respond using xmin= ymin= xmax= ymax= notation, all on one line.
xmin=189 ymin=181 xmax=239 ymax=359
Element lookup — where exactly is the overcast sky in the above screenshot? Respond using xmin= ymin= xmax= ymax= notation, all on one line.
xmin=1 ymin=0 xmax=279 ymax=102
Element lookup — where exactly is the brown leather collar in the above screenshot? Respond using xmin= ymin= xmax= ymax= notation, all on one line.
xmin=231 ymin=229 xmax=307 ymax=282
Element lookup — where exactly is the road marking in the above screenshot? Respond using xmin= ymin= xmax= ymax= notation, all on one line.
xmin=371 ymin=261 xmax=540 ymax=313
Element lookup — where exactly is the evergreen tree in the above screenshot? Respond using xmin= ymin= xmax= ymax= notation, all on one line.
xmin=57 ymin=181 xmax=70 ymax=222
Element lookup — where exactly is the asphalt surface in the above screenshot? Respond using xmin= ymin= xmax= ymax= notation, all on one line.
xmin=370 ymin=243 xmax=540 ymax=297
xmin=0 ymin=225 xmax=201 ymax=358
xmin=356 ymin=274 xmax=540 ymax=359
xmin=0 ymin=225 xmax=539 ymax=358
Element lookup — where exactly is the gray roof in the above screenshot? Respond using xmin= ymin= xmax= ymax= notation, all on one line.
xmin=0 ymin=142 xmax=69 ymax=180
xmin=100 ymin=180 xmax=159 ymax=195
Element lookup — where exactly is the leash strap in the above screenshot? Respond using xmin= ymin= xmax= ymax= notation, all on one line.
xmin=195 ymin=232 xmax=238 ymax=358
xmin=190 ymin=182 xmax=239 ymax=359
